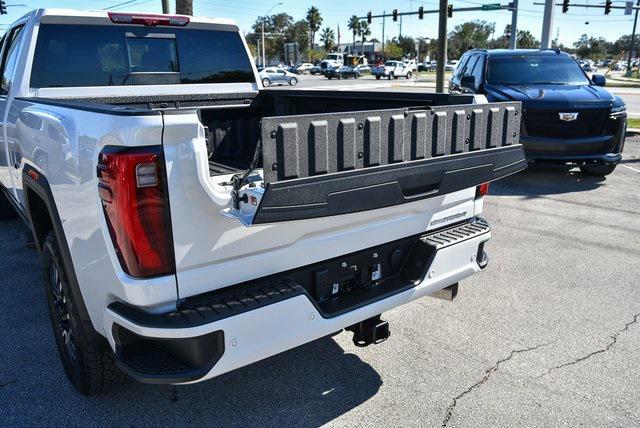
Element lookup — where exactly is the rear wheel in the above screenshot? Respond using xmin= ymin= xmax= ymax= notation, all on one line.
xmin=388 ymin=73 xmax=394 ymax=80
xmin=406 ymin=72 xmax=412 ymax=79
xmin=580 ymin=163 xmax=617 ymax=177
xmin=43 ymin=232 xmax=127 ymax=395
xmin=0 ymin=190 xmax=17 ymax=220
xmin=289 ymin=77 xmax=298 ymax=86
xmin=262 ymin=78 xmax=271 ymax=87
xmin=375 ymin=75 xmax=381 ymax=80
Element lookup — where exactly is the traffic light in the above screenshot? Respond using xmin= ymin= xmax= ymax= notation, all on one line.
xmin=447 ymin=4 xmax=453 ymax=17
xmin=367 ymin=11 xmax=372 ymax=24
xmin=562 ymin=0 xmax=569 ymax=13
xmin=0 ymin=1 xmax=7 ymax=15
xmin=392 ymin=9 xmax=398 ymax=21
xmin=604 ymin=0 xmax=612 ymax=14
xmin=418 ymin=6 xmax=424 ymax=19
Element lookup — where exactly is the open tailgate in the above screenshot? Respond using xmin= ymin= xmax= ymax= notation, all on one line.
xmin=253 ymin=101 xmax=525 ymax=224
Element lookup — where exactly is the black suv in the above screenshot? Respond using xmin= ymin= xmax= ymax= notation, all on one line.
xmin=450 ymin=49 xmax=627 ymax=176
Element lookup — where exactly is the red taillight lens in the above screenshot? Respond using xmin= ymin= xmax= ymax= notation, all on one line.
xmin=98 ymin=146 xmax=175 ymax=278
xmin=108 ymin=12 xmax=190 ymax=27
xmin=476 ymin=182 xmax=490 ymax=198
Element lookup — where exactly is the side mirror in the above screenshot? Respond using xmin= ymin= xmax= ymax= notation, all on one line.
xmin=592 ymin=74 xmax=606 ymax=87
xmin=460 ymin=75 xmax=476 ymax=91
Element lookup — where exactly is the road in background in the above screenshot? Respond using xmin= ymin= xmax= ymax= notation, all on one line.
xmin=0 ymin=80 xmax=639 ymax=426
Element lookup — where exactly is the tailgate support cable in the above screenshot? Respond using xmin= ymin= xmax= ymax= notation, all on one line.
xmin=231 ymin=130 xmax=263 ymax=210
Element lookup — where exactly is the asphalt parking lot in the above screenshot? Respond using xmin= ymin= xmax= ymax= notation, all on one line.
xmin=1 ymin=139 xmax=639 ymax=425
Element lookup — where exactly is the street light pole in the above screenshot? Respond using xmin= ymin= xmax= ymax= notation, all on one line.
xmin=626 ymin=0 xmax=640 ymax=76
xmin=509 ymin=0 xmax=518 ymax=49
xmin=436 ymin=0 xmax=448 ymax=92
xmin=161 ymin=0 xmax=169 ymax=13
xmin=262 ymin=2 xmax=283 ymax=67
xmin=541 ymin=0 xmax=555 ymax=48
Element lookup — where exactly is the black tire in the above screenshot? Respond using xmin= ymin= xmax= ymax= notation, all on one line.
xmin=388 ymin=73 xmax=394 ymax=80
xmin=262 ymin=78 xmax=270 ymax=87
xmin=43 ymin=232 xmax=127 ymax=395
xmin=579 ymin=164 xmax=617 ymax=177
xmin=406 ymin=72 xmax=412 ymax=79
xmin=375 ymin=75 xmax=381 ymax=80
xmin=289 ymin=77 xmax=298 ymax=86
xmin=0 ymin=190 xmax=18 ymax=220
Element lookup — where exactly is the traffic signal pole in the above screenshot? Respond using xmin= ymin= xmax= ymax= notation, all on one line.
xmin=626 ymin=0 xmax=640 ymax=76
xmin=436 ymin=0 xmax=448 ymax=92
xmin=509 ymin=0 xmax=518 ymax=49
xmin=541 ymin=0 xmax=555 ymax=48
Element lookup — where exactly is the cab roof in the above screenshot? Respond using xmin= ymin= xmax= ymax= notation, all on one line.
xmin=466 ymin=49 xmax=569 ymax=57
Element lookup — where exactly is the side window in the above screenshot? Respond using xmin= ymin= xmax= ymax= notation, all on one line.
xmin=455 ymin=54 xmax=470 ymax=78
xmin=470 ymin=55 xmax=484 ymax=86
xmin=0 ymin=26 xmax=25 ymax=95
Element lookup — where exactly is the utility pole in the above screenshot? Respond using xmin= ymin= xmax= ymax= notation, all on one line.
xmin=436 ymin=0 xmax=448 ymax=92
xmin=382 ymin=11 xmax=386 ymax=60
xmin=162 ymin=0 xmax=170 ymax=13
xmin=540 ymin=0 xmax=555 ymax=48
xmin=175 ymin=0 xmax=192 ymax=15
xmin=400 ymin=15 xmax=403 ymax=37
xmin=509 ymin=0 xmax=519 ymax=49
xmin=627 ymin=0 xmax=640 ymax=76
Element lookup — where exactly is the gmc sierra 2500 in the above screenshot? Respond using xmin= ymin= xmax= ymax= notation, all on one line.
xmin=0 ymin=9 xmax=526 ymax=395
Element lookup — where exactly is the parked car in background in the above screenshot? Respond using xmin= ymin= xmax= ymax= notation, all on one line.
xmin=373 ymin=60 xmax=412 ymax=79
xmin=295 ymin=63 xmax=314 ymax=74
xmin=444 ymin=60 xmax=459 ymax=71
xmin=325 ymin=65 xmax=360 ymax=79
xmin=259 ymin=67 xmax=299 ymax=86
xmin=450 ymin=49 xmax=626 ymax=177
xmin=355 ymin=64 xmax=371 ymax=74
xmin=309 ymin=64 xmax=322 ymax=75
xmin=582 ymin=63 xmax=598 ymax=73
xmin=403 ymin=59 xmax=418 ymax=72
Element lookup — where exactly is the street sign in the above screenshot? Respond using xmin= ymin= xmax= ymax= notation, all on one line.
xmin=625 ymin=0 xmax=633 ymax=15
xmin=481 ymin=3 xmax=501 ymax=10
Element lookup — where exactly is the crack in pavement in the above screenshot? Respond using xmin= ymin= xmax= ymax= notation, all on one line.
xmin=538 ymin=313 xmax=640 ymax=379
xmin=442 ymin=342 xmax=551 ymax=427
xmin=0 ymin=379 xmax=16 ymax=388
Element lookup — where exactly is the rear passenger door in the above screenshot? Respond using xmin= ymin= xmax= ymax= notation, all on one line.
xmin=0 ymin=24 xmax=26 ymax=201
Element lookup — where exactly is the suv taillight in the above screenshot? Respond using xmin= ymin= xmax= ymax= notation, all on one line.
xmin=476 ymin=182 xmax=490 ymax=198
xmin=98 ymin=146 xmax=175 ymax=278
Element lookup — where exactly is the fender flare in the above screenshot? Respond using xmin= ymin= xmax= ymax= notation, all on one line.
xmin=22 ymin=164 xmax=96 ymax=329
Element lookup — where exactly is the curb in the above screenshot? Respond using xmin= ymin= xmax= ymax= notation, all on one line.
xmin=625 ymin=128 xmax=640 ymax=136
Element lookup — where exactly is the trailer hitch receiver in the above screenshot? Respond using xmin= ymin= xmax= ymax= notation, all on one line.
xmin=347 ymin=314 xmax=390 ymax=347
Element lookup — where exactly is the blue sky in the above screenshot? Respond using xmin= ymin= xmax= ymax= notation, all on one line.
xmin=0 ymin=0 xmax=635 ymax=46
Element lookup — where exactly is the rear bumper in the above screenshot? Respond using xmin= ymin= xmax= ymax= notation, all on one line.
xmin=103 ymin=219 xmax=491 ymax=385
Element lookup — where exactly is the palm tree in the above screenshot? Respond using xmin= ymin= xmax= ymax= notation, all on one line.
xmin=306 ymin=6 xmax=323 ymax=49
xmin=175 ymin=0 xmax=192 ymax=15
xmin=347 ymin=15 xmax=360 ymax=54
xmin=358 ymin=21 xmax=371 ymax=56
xmin=320 ymin=27 xmax=336 ymax=51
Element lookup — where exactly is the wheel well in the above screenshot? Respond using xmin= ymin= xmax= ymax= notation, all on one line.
xmin=26 ymin=187 xmax=53 ymax=249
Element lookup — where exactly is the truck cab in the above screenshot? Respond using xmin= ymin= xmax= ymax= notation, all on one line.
xmin=450 ymin=49 xmax=627 ymax=176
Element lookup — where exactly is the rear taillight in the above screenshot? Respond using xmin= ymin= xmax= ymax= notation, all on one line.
xmin=107 ymin=12 xmax=190 ymax=27
xmin=98 ymin=146 xmax=175 ymax=278
xmin=476 ymin=182 xmax=490 ymax=198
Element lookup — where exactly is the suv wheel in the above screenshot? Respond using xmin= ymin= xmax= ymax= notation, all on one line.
xmin=579 ymin=164 xmax=617 ymax=177
xmin=0 ymin=190 xmax=17 ymax=220
xmin=375 ymin=75 xmax=381 ymax=80
xmin=43 ymin=231 xmax=127 ymax=395
xmin=406 ymin=71 xmax=412 ymax=79
xmin=289 ymin=77 xmax=298 ymax=86
xmin=388 ymin=72 xmax=394 ymax=80
xmin=262 ymin=78 xmax=271 ymax=87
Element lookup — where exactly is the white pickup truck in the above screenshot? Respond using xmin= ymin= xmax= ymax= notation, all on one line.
xmin=0 ymin=9 xmax=526 ymax=395
xmin=373 ymin=60 xmax=413 ymax=80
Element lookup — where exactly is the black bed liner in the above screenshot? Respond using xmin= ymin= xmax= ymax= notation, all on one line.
xmin=252 ymin=101 xmax=525 ymax=224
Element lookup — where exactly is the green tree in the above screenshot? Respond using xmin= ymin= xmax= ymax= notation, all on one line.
xmin=285 ymin=20 xmax=310 ymax=52
xmin=357 ymin=21 xmax=371 ymax=55
xmin=306 ymin=6 xmax=323 ymax=48
xmin=320 ymin=27 xmax=336 ymax=51
xmin=347 ymin=15 xmax=361 ymax=52
xmin=384 ymin=42 xmax=403 ymax=59
xmin=573 ymin=34 xmax=608 ymax=59
xmin=246 ymin=13 xmax=294 ymax=62
xmin=304 ymin=47 xmax=327 ymax=62
xmin=448 ymin=21 xmax=495 ymax=59
xmin=398 ymin=36 xmax=417 ymax=58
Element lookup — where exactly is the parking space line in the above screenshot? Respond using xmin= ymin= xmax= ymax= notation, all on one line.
xmin=621 ymin=163 xmax=640 ymax=174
